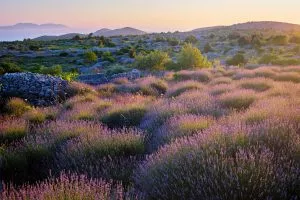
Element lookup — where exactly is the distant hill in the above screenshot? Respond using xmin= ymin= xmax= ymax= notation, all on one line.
xmin=93 ymin=27 xmax=146 ymax=37
xmin=33 ymin=27 xmax=146 ymax=41
xmin=93 ymin=28 xmax=112 ymax=36
xmin=191 ymin=21 xmax=300 ymax=33
xmin=0 ymin=23 xmax=68 ymax=30
xmin=34 ymin=33 xmax=86 ymax=41
xmin=230 ymin=21 xmax=300 ymax=31
xmin=190 ymin=26 xmax=226 ymax=32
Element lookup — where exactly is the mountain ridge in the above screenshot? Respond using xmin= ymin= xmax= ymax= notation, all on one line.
xmin=0 ymin=23 xmax=68 ymax=30
xmin=93 ymin=27 xmax=147 ymax=37
xmin=190 ymin=21 xmax=300 ymax=32
xmin=34 ymin=27 xmax=147 ymax=41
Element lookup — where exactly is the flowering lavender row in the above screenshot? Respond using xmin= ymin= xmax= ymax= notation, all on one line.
xmin=0 ymin=65 xmax=299 ymax=199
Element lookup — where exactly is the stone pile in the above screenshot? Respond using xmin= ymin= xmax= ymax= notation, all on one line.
xmin=0 ymin=72 xmax=68 ymax=106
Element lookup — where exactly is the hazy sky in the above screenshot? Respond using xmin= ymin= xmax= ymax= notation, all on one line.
xmin=1 ymin=0 xmax=300 ymax=32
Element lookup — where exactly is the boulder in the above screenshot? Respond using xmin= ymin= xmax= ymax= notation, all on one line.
xmin=77 ymin=73 xmax=109 ymax=85
xmin=111 ymin=69 xmax=141 ymax=80
xmin=0 ymin=72 xmax=69 ymax=106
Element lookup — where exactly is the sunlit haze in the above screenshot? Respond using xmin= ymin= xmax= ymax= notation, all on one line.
xmin=2 ymin=0 xmax=300 ymax=32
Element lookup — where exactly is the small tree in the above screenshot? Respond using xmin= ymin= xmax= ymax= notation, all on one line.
xmin=184 ymin=35 xmax=198 ymax=44
xmin=84 ymin=51 xmax=98 ymax=63
xmin=226 ymin=53 xmax=247 ymax=66
xmin=177 ymin=43 xmax=212 ymax=69
xmin=135 ymin=50 xmax=171 ymax=71
xmin=102 ymin=52 xmax=115 ymax=63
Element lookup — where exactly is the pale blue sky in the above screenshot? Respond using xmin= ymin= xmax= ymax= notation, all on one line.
xmin=1 ymin=0 xmax=300 ymax=31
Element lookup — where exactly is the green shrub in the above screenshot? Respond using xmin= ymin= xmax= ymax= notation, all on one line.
xmin=40 ymin=65 xmax=63 ymax=76
xmin=102 ymin=51 xmax=115 ymax=63
xmin=0 ymin=62 xmax=22 ymax=75
xmin=60 ymin=72 xmax=79 ymax=82
xmin=268 ymin=35 xmax=288 ymax=45
xmin=177 ymin=44 xmax=212 ymax=69
xmin=184 ymin=35 xmax=198 ymax=44
xmin=135 ymin=51 xmax=171 ymax=71
xmin=226 ymin=53 xmax=247 ymax=66
xmin=167 ymin=37 xmax=180 ymax=46
xmin=258 ymin=54 xmax=279 ymax=64
xmin=84 ymin=51 xmax=98 ymax=63
xmin=101 ymin=104 xmax=147 ymax=128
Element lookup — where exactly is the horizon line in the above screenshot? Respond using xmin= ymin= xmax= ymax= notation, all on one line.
xmin=1 ymin=20 xmax=300 ymax=33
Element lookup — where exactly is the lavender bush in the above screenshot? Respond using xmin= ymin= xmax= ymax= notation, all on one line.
xmin=1 ymin=172 xmax=136 ymax=200
xmin=0 ymin=66 xmax=299 ymax=199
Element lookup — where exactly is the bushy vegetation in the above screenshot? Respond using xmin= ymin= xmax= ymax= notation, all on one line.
xmin=135 ymin=122 xmax=300 ymax=199
xmin=84 ymin=51 xmax=98 ymax=63
xmin=184 ymin=35 xmax=198 ymax=44
xmin=0 ymin=61 xmax=22 ymax=75
xmin=226 ymin=53 xmax=247 ymax=66
xmin=268 ymin=35 xmax=288 ymax=45
xmin=177 ymin=43 xmax=212 ymax=69
xmin=1 ymin=173 xmax=133 ymax=200
xmin=135 ymin=50 xmax=171 ymax=71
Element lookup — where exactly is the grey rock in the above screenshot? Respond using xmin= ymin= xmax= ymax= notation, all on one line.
xmin=0 ymin=72 xmax=69 ymax=106
xmin=77 ymin=73 xmax=109 ymax=85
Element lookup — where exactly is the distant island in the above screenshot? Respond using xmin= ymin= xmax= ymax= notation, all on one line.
xmin=0 ymin=23 xmax=68 ymax=30
xmin=35 ymin=27 xmax=147 ymax=41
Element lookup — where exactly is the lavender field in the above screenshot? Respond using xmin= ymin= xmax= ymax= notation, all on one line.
xmin=0 ymin=66 xmax=300 ymax=199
